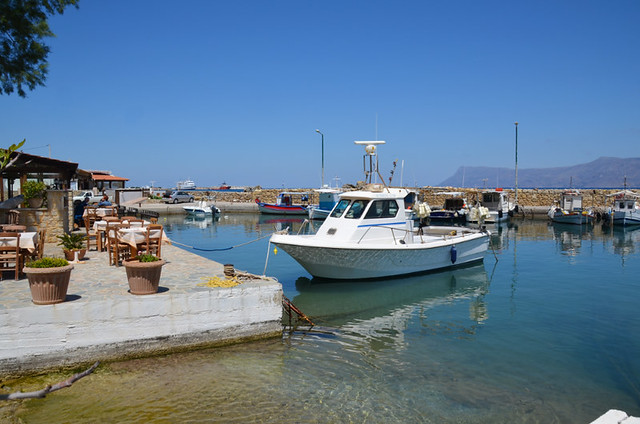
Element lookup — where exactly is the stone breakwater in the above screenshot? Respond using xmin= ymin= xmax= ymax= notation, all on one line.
xmin=179 ymin=187 xmax=623 ymax=208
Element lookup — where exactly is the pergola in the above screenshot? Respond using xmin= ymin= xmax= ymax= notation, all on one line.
xmin=0 ymin=151 xmax=78 ymax=202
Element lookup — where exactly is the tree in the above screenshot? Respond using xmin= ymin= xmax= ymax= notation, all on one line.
xmin=0 ymin=0 xmax=79 ymax=97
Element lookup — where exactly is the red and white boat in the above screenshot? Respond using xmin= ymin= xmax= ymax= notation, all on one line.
xmin=256 ymin=192 xmax=310 ymax=215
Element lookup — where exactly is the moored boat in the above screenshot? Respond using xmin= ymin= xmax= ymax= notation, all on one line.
xmin=270 ymin=141 xmax=490 ymax=280
xmin=183 ymin=199 xmax=220 ymax=216
xmin=604 ymin=190 xmax=640 ymax=226
xmin=428 ymin=191 xmax=468 ymax=223
xmin=308 ymin=187 xmax=342 ymax=220
xmin=256 ymin=192 xmax=310 ymax=215
xmin=547 ymin=190 xmax=594 ymax=225
xmin=467 ymin=189 xmax=513 ymax=223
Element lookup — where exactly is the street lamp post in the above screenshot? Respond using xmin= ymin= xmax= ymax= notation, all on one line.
xmin=514 ymin=121 xmax=519 ymax=206
xmin=315 ymin=129 xmax=324 ymax=187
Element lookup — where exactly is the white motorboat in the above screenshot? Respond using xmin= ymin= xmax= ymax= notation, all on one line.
xmin=605 ymin=190 xmax=640 ymax=226
xmin=270 ymin=141 xmax=490 ymax=280
xmin=183 ymin=199 xmax=220 ymax=216
xmin=467 ymin=189 xmax=513 ymax=223
xmin=547 ymin=190 xmax=594 ymax=225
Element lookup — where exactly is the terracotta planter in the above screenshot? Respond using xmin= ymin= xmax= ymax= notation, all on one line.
xmin=124 ymin=258 xmax=165 ymax=295
xmin=24 ymin=264 xmax=74 ymax=305
xmin=26 ymin=196 xmax=44 ymax=208
xmin=63 ymin=249 xmax=86 ymax=261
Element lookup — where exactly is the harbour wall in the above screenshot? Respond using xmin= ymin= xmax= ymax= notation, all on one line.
xmin=162 ymin=187 xmax=621 ymax=209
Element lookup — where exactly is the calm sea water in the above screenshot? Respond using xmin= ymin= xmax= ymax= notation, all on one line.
xmin=7 ymin=215 xmax=640 ymax=423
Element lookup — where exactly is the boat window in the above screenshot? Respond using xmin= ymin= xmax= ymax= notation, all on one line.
xmin=330 ymin=199 xmax=351 ymax=218
xmin=620 ymin=202 xmax=625 ymax=209
xmin=364 ymin=200 xmax=399 ymax=219
xmin=345 ymin=200 xmax=369 ymax=219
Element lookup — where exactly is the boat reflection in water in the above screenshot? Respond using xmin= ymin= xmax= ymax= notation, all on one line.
xmin=258 ymin=214 xmax=321 ymax=234
xmin=607 ymin=226 xmax=640 ymax=265
xmin=183 ymin=214 xmax=219 ymax=229
xmin=291 ymin=263 xmax=490 ymax=350
xmin=549 ymin=222 xmax=594 ymax=257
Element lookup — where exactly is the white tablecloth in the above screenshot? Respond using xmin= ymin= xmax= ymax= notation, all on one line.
xmin=117 ymin=228 xmax=162 ymax=248
xmin=0 ymin=232 xmax=38 ymax=253
xmin=83 ymin=208 xmax=116 ymax=218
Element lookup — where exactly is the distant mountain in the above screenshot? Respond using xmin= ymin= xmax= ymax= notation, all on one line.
xmin=439 ymin=157 xmax=640 ymax=189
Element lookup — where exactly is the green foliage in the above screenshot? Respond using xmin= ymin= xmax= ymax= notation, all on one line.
xmin=26 ymin=257 xmax=69 ymax=268
xmin=0 ymin=139 xmax=25 ymax=171
xmin=136 ymin=254 xmax=160 ymax=263
xmin=0 ymin=0 xmax=79 ymax=97
xmin=22 ymin=180 xmax=47 ymax=200
xmin=56 ymin=232 xmax=86 ymax=250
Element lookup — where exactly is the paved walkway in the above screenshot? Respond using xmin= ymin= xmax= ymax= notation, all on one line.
xmin=0 ymin=242 xmax=225 ymax=310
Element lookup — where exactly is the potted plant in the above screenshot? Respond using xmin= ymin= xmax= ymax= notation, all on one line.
xmin=56 ymin=232 xmax=87 ymax=261
xmin=23 ymin=257 xmax=74 ymax=305
xmin=22 ymin=180 xmax=47 ymax=208
xmin=123 ymin=254 xmax=165 ymax=295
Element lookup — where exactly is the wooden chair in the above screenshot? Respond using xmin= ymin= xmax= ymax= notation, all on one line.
xmin=120 ymin=216 xmax=137 ymax=221
xmin=106 ymin=222 xmax=131 ymax=266
xmin=138 ymin=224 xmax=164 ymax=258
xmin=102 ymin=216 xmax=120 ymax=222
xmin=0 ymin=232 xmax=22 ymax=280
xmin=84 ymin=215 xmax=100 ymax=251
xmin=29 ymin=228 xmax=46 ymax=262
xmin=125 ymin=218 xmax=145 ymax=227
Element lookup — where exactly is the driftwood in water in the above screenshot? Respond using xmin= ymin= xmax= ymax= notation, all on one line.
xmin=0 ymin=362 xmax=100 ymax=401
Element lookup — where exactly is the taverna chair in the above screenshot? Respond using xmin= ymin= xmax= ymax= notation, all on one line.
xmin=0 ymin=232 xmax=22 ymax=280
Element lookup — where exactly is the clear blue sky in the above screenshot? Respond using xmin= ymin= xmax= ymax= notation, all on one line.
xmin=2 ymin=0 xmax=639 ymax=189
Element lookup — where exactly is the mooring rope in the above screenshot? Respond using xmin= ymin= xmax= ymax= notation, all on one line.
xmin=170 ymin=231 xmax=279 ymax=252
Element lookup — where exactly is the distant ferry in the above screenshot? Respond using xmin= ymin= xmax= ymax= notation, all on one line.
xmin=177 ymin=179 xmax=196 ymax=190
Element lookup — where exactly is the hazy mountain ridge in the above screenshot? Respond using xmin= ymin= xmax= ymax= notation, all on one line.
xmin=439 ymin=157 xmax=640 ymax=188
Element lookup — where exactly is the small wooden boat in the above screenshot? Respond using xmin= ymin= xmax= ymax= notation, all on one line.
xmin=547 ymin=190 xmax=594 ymax=225
xmin=256 ymin=192 xmax=310 ymax=215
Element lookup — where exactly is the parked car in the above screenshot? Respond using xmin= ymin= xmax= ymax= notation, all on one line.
xmin=165 ymin=191 xmax=194 ymax=204
xmin=72 ymin=191 xmax=105 ymax=205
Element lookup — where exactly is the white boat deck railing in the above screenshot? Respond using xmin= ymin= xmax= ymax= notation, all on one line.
xmin=355 ymin=225 xmax=478 ymax=245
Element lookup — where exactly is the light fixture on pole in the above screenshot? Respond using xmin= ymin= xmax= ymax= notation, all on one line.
xmin=514 ymin=121 xmax=519 ymax=206
xmin=315 ymin=129 xmax=324 ymax=187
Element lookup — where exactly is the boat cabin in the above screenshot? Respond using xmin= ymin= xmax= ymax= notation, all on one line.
xmin=561 ymin=190 xmax=583 ymax=212
xmin=480 ymin=189 xmax=510 ymax=211
xmin=276 ymin=192 xmax=309 ymax=207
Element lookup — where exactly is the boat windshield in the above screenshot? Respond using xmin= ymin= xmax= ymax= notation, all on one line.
xmin=345 ymin=200 xmax=369 ymax=219
xmin=364 ymin=199 xmax=399 ymax=219
xmin=330 ymin=199 xmax=351 ymax=218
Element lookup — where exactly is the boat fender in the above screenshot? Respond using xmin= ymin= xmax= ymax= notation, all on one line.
xmin=498 ymin=210 xmax=503 ymax=219
xmin=450 ymin=245 xmax=457 ymax=264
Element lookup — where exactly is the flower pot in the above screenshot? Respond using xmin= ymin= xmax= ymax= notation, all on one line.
xmin=26 ymin=196 xmax=44 ymax=208
xmin=24 ymin=264 xmax=74 ymax=305
xmin=63 ymin=249 xmax=86 ymax=261
xmin=124 ymin=258 xmax=165 ymax=295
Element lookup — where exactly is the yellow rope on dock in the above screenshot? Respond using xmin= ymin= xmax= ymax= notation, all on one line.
xmin=198 ymin=276 xmax=242 ymax=288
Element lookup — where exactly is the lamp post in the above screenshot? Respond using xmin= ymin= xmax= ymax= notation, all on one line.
xmin=514 ymin=121 xmax=519 ymax=206
xmin=315 ymin=129 xmax=324 ymax=187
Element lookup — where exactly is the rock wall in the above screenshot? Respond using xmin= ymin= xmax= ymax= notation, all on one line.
xmin=179 ymin=187 xmax=621 ymax=208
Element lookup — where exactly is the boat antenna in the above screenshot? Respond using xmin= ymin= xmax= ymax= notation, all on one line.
xmin=514 ymin=121 xmax=519 ymax=206
xmin=354 ymin=140 xmax=387 ymax=188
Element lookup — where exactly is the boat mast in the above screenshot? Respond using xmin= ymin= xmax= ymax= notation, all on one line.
xmin=514 ymin=121 xmax=519 ymax=206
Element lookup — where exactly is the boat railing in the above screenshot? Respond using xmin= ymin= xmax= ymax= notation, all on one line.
xmin=357 ymin=224 xmax=479 ymax=245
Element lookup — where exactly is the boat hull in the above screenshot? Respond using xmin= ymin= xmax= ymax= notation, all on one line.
xmin=308 ymin=206 xmax=331 ymax=220
xmin=612 ymin=211 xmax=640 ymax=226
xmin=548 ymin=210 xmax=593 ymax=225
xmin=258 ymin=203 xmax=308 ymax=215
xmin=271 ymin=231 xmax=489 ymax=280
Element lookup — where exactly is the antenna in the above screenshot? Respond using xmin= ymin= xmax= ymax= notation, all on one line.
xmin=354 ymin=140 xmax=386 ymax=185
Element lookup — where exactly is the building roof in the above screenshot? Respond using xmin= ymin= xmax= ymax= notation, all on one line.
xmin=91 ymin=173 xmax=129 ymax=182
xmin=1 ymin=151 xmax=78 ymax=181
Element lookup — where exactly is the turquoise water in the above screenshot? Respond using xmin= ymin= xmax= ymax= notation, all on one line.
xmin=9 ymin=215 xmax=640 ymax=423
